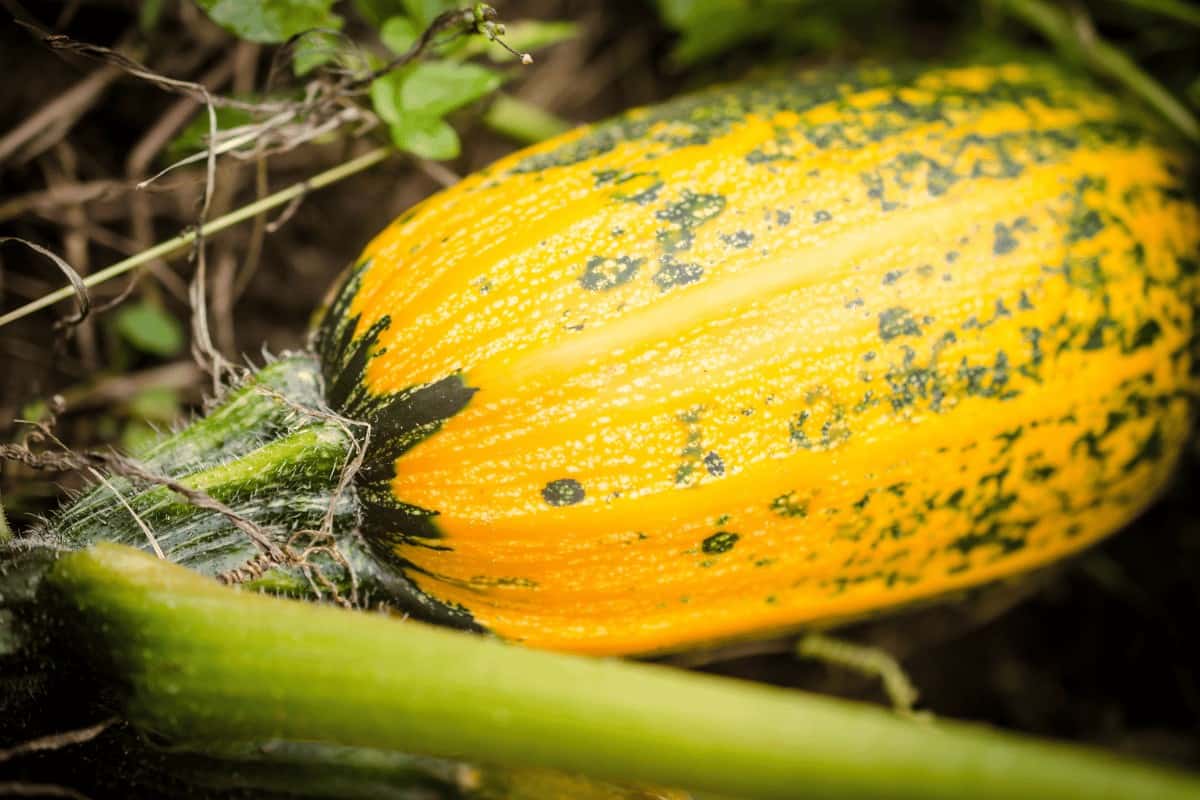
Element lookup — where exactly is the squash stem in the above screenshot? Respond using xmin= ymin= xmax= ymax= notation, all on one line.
xmin=48 ymin=353 xmax=388 ymax=602
xmin=40 ymin=543 xmax=1200 ymax=800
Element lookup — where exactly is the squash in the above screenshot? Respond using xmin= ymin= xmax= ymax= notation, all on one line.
xmin=59 ymin=61 xmax=1200 ymax=656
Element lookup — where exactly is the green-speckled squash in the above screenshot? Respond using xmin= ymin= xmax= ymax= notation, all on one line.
xmin=54 ymin=61 xmax=1200 ymax=657
xmin=314 ymin=61 xmax=1200 ymax=655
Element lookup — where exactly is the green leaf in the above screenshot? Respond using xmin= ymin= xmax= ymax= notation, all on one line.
xmin=401 ymin=0 xmax=455 ymax=28
xmin=369 ymin=72 xmax=406 ymax=125
xmin=655 ymin=0 xmax=768 ymax=63
xmin=373 ymin=61 xmax=495 ymax=159
xmin=379 ymin=15 xmax=418 ymax=54
xmin=654 ymin=0 xmax=821 ymax=64
xmin=19 ymin=400 xmax=48 ymax=424
xmin=495 ymin=20 xmax=579 ymax=52
xmin=463 ymin=19 xmax=579 ymax=61
xmin=290 ymin=24 xmax=346 ymax=76
xmin=400 ymin=61 xmax=502 ymax=117
xmin=114 ymin=302 xmax=185 ymax=358
xmin=193 ymin=0 xmax=342 ymax=44
xmin=389 ymin=114 xmax=460 ymax=159
xmin=352 ymin=0 xmax=406 ymax=27
xmin=483 ymin=93 xmax=570 ymax=143
xmin=1117 ymin=0 xmax=1200 ymax=28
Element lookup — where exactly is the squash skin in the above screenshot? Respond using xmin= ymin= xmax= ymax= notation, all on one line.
xmin=317 ymin=62 xmax=1200 ymax=655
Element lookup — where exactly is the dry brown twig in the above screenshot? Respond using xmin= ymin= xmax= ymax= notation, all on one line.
xmin=0 ymin=782 xmax=94 ymax=800
xmin=18 ymin=20 xmax=363 ymax=188
xmin=17 ymin=4 xmax=531 ymax=180
xmin=10 ymin=22 xmax=225 ymax=387
xmin=0 ymin=237 xmax=89 ymax=328
xmin=0 ymin=718 xmax=117 ymax=765
xmin=212 ymin=43 xmax=262 ymax=355
xmin=57 ymin=361 xmax=203 ymax=411
xmin=0 ymin=62 xmax=123 ymax=167
xmin=13 ymin=21 xmax=281 ymax=114
xmin=44 ymin=144 xmax=99 ymax=369
xmin=124 ymin=42 xmax=240 ymax=310
xmin=0 ymin=181 xmax=125 ymax=223
xmin=0 ymin=718 xmax=115 ymax=800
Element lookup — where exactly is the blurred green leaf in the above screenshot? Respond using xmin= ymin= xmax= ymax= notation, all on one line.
xmin=388 ymin=114 xmax=460 ymax=159
xmin=139 ymin=0 xmax=166 ymax=32
xmin=655 ymin=0 xmax=785 ymax=63
xmin=114 ymin=302 xmax=185 ymax=358
xmin=483 ymin=93 xmax=570 ymax=143
xmin=948 ymin=28 xmax=1038 ymax=64
xmin=193 ymin=0 xmax=342 ymax=43
xmin=461 ymin=19 xmax=580 ymax=61
xmin=380 ymin=15 xmax=419 ymax=54
xmin=19 ymin=400 xmax=47 ymax=424
xmin=128 ymin=387 xmax=182 ymax=424
xmin=783 ymin=14 xmax=846 ymax=52
xmin=654 ymin=0 xmax=933 ymax=63
xmin=290 ymin=25 xmax=346 ymax=76
xmin=400 ymin=61 xmax=502 ymax=117
xmin=352 ymin=0 xmax=406 ymax=27
xmin=496 ymin=20 xmax=579 ymax=53
xmin=402 ymin=0 xmax=455 ymax=29
xmin=1000 ymin=0 xmax=1200 ymax=142
xmin=370 ymin=71 xmax=407 ymax=125
xmin=1116 ymin=0 xmax=1200 ymax=29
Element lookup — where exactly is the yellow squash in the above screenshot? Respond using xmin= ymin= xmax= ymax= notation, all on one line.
xmin=315 ymin=62 xmax=1200 ymax=655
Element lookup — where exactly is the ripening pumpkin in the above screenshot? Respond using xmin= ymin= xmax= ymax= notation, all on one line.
xmin=56 ymin=61 xmax=1200 ymax=656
